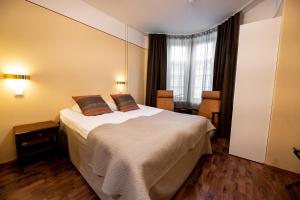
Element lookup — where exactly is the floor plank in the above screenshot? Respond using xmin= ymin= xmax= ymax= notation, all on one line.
xmin=173 ymin=137 xmax=300 ymax=200
xmin=0 ymin=137 xmax=299 ymax=200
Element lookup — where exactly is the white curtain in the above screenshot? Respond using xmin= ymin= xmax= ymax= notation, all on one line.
xmin=167 ymin=28 xmax=217 ymax=108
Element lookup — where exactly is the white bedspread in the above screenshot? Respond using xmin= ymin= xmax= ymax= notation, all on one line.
xmin=86 ymin=111 xmax=215 ymax=200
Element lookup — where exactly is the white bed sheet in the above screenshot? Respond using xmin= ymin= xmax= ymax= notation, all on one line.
xmin=60 ymin=105 xmax=162 ymax=139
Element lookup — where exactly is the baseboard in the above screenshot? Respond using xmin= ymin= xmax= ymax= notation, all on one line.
xmin=0 ymin=159 xmax=17 ymax=168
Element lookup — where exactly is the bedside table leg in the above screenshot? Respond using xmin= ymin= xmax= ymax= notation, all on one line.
xmin=55 ymin=134 xmax=61 ymax=159
xmin=17 ymin=158 xmax=24 ymax=173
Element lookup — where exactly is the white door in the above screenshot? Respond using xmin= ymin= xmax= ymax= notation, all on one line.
xmin=229 ymin=17 xmax=281 ymax=163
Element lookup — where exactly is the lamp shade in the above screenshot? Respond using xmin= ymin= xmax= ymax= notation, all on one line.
xmin=3 ymin=74 xmax=30 ymax=80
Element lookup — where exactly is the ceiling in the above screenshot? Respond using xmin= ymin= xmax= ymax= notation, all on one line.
xmin=83 ymin=0 xmax=252 ymax=34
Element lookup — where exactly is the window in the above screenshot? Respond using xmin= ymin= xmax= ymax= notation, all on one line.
xmin=167 ymin=29 xmax=217 ymax=108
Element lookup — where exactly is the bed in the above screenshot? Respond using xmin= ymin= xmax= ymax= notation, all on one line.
xmin=60 ymin=104 xmax=214 ymax=200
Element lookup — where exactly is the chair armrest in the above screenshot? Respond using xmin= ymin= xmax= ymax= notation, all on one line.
xmin=293 ymin=147 xmax=300 ymax=160
xmin=211 ymin=112 xmax=220 ymax=127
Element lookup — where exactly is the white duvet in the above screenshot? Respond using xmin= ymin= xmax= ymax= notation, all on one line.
xmin=60 ymin=104 xmax=163 ymax=139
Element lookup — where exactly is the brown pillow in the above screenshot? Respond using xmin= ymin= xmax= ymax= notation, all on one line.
xmin=110 ymin=94 xmax=139 ymax=112
xmin=72 ymin=95 xmax=112 ymax=116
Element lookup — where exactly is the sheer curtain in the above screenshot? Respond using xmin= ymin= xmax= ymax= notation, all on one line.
xmin=167 ymin=28 xmax=217 ymax=108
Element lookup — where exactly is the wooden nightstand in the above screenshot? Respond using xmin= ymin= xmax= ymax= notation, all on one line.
xmin=14 ymin=121 xmax=59 ymax=169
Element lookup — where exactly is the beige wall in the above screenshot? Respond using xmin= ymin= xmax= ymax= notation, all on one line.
xmin=0 ymin=0 xmax=145 ymax=164
xmin=266 ymin=0 xmax=300 ymax=174
xmin=128 ymin=43 xmax=146 ymax=104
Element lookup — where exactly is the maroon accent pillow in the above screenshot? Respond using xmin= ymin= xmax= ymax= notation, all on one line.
xmin=72 ymin=95 xmax=112 ymax=116
xmin=110 ymin=94 xmax=139 ymax=112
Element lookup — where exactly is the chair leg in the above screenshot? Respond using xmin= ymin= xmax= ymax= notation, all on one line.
xmin=286 ymin=181 xmax=300 ymax=189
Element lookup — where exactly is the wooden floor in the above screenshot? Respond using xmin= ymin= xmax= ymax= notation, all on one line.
xmin=0 ymin=137 xmax=299 ymax=200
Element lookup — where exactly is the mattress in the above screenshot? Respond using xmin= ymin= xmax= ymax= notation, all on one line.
xmin=60 ymin=105 xmax=213 ymax=200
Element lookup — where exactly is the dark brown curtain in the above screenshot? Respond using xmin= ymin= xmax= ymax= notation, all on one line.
xmin=146 ymin=34 xmax=167 ymax=107
xmin=213 ymin=13 xmax=240 ymax=138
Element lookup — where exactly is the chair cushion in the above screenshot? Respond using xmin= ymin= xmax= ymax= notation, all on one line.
xmin=157 ymin=90 xmax=173 ymax=98
xmin=157 ymin=98 xmax=174 ymax=111
xmin=199 ymin=99 xmax=220 ymax=119
xmin=202 ymin=91 xmax=221 ymax=100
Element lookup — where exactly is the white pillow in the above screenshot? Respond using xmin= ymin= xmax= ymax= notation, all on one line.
xmin=72 ymin=104 xmax=82 ymax=113
xmin=107 ymin=101 xmax=118 ymax=111
xmin=71 ymin=101 xmax=117 ymax=113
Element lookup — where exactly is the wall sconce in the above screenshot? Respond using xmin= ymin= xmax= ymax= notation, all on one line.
xmin=116 ymin=81 xmax=126 ymax=85
xmin=3 ymin=73 xmax=30 ymax=96
xmin=116 ymin=80 xmax=126 ymax=93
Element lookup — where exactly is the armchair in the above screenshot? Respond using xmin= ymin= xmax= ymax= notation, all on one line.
xmin=198 ymin=91 xmax=221 ymax=128
xmin=156 ymin=90 xmax=174 ymax=111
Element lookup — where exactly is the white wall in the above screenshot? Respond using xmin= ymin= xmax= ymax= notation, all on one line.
xmin=27 ymin=0 xmax=148 ymax=48
xmin=229 ymin=17 xmax=281 ymax=163
xmin=28 ymin=0 xmax=284 ymax=47
xmin=242 ymin=0 xmax=282 ymax=24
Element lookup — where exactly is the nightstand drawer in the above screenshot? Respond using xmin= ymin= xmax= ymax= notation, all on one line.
xmin=16 ymin=128 xmax=58 ymax=141
xmin=19 ymin=136 xmax=53 ymax=148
